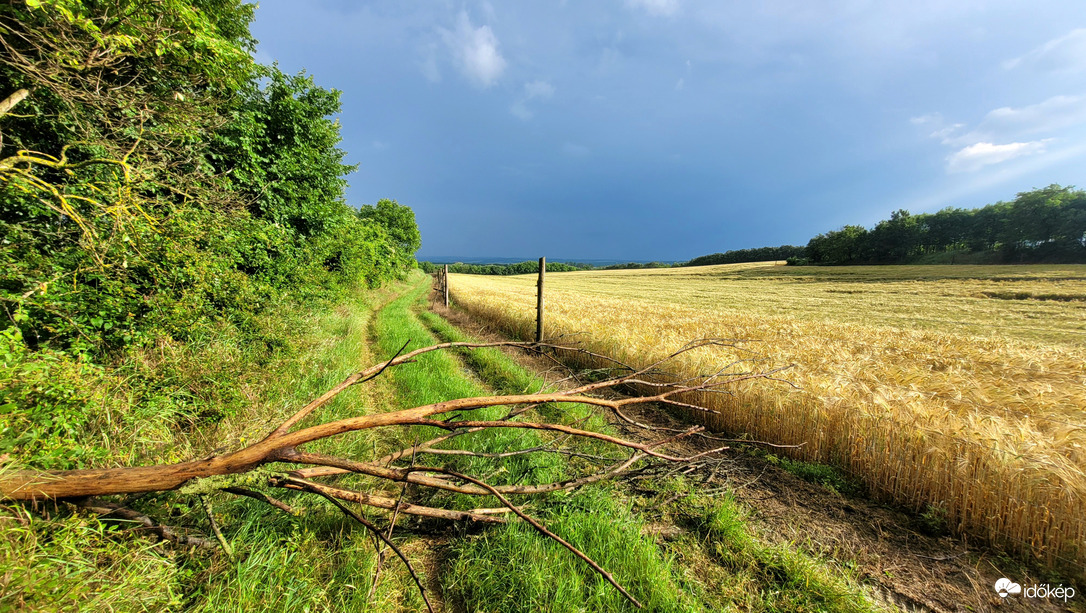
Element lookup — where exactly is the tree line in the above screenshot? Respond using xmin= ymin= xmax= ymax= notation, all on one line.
xmin=419 ymin=261 xmax=592 ymax=275
xmin=683 ymin=245 xmax=806 ymax=267
xmin=701 ymin=185 xmax=1086 ymax=267
xmin=802 ymin=185 xmax=1086 ymax=265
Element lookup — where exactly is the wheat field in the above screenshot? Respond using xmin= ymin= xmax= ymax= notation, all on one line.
xmin=448 ymin=263 xmax=1086 ymax=576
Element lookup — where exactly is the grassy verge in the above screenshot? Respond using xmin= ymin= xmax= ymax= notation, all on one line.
xmin=176 ymin=285 xmax=428 ymax=613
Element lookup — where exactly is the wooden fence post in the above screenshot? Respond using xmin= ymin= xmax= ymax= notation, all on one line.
xmin=443 ymin=264 xmax=449 ymax=308
xmin=536 ymin=257 xmax=545 ymax=343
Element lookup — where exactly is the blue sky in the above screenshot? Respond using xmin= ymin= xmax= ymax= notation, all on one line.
xmin=251 ymin=1 xmax=1086 ymax=261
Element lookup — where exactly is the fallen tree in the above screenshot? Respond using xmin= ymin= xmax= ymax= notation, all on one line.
xmin=1 ymin=339 xmax=789 ymax=610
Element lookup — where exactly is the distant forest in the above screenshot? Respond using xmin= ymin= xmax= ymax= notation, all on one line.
xmin=802 ymin=184 xmax=1085 ymax=265
xmin=697 ymin=185 xmax=1086 ymax=267
xmin=682 ymin=245 xmax=807 ymax=267
xmin=426 ymin=185 xmax=1086 ymax=274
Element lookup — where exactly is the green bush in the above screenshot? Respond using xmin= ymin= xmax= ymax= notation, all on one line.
xmin=0 ymin=327 xmax=109 ymax=469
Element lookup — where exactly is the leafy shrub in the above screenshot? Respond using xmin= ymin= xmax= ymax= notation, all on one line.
xmin=0 ymin=327 xmax=109 ymax=469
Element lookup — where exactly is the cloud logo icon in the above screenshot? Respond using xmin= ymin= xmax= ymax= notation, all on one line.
xmin=995 ymin=578 xmax=1022 ymax=597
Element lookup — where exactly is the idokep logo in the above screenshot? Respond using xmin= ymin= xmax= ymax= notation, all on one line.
xmin=995 ymin=578 xmax=1021 ymax=598
xmin=995 ymin=578 xmax=1076 ymax=603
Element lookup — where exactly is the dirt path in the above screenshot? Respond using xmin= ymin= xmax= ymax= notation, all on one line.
xmin=431 ymin=295 xmax=1084 ymax=613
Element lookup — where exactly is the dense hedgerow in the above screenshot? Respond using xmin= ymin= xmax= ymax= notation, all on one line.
xmin=0 ymin=0 xmax=419 ymax=467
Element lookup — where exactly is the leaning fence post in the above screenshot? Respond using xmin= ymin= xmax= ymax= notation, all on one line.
xmin=536 ymin=257 xmax=545 ymax=343
xmin=443 ymin=264 xmax=449 ymax=308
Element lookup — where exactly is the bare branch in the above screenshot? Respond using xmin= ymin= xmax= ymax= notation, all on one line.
xmin=198 ymin=494 xmax=233 ymax=557
xmin=287 ymin=450 xmax=649 ymax=497
xmin=68 ymin=497 xmax=216 ymax=549
xmin=369 ymin=444 xmax=415 ymax=604
xmin=405 ymin=420 xmax=715 ymax=463
xmin=272 ymin=476 xmax=507 ymax=524
xmin=0 ymin=89 xmax=29 ymax=117
xmin=221 ymin=487 xmax=297 ymax=515
xmin=0 ymin=337 xmax=793 ymax=609
xmin=1 ymin=341 xmax=776 ymax=500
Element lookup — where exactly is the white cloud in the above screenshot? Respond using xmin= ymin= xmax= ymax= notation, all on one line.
xmin=439 ymin=11 xmax=506 ymax=88
xmin=675 ymin=77 xmax=685 ymax=90
xmin=510 ymin=80 xmax=555 ymax=120
xmin=524 ymin=80 xmax=554 ymax=99
xmin=945 ymin=140 xmax=1050 ymax=173
xmin=910 ymin=113 xmax=940 ymax=125
xmin=964 ymin=95 xmax=1086 ymax=142
xmin=509 ymin=101 xmax=533 ymax=120
xmin=372 ymin=140 xmax=388 ymax=150
xmin=910 ymin=113 xmax=963 ymax=143
xmin=929 ymin=123 xmax=964 ymax=141
xmin=917 ymin=93 xmax=1086 ymax=172
xmin=1004 ymin=28 xmax=1086 ymax=72
xmin=562 ymin=142 xmax=589 ymax=156
xmin=626 ymin=0 xmax=679 ymax=17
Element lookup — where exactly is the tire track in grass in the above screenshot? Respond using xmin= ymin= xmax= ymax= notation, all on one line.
xmin=371 ymin=273 xmax=706 ymax=612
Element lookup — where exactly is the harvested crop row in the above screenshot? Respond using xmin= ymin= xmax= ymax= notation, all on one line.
xmin=447 ymin=264 xmax=1086 ymax=577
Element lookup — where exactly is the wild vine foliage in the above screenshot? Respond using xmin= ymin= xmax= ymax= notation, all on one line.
xmin=0 ymin=1 xmax=419 ymax=467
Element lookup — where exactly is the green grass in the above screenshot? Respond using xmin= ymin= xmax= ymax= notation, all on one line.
xmin=0 ymin=512 xmax=182 ymax=612
xmin=184 ymin=505 xmax=422 ymax=613
xmin=444 ymin=488 xmax=702 ymax=613
xmin=373 ymin=280 xmax=565 ymax=493
xmin=180 ymin=284 xmax=425 ymax=612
